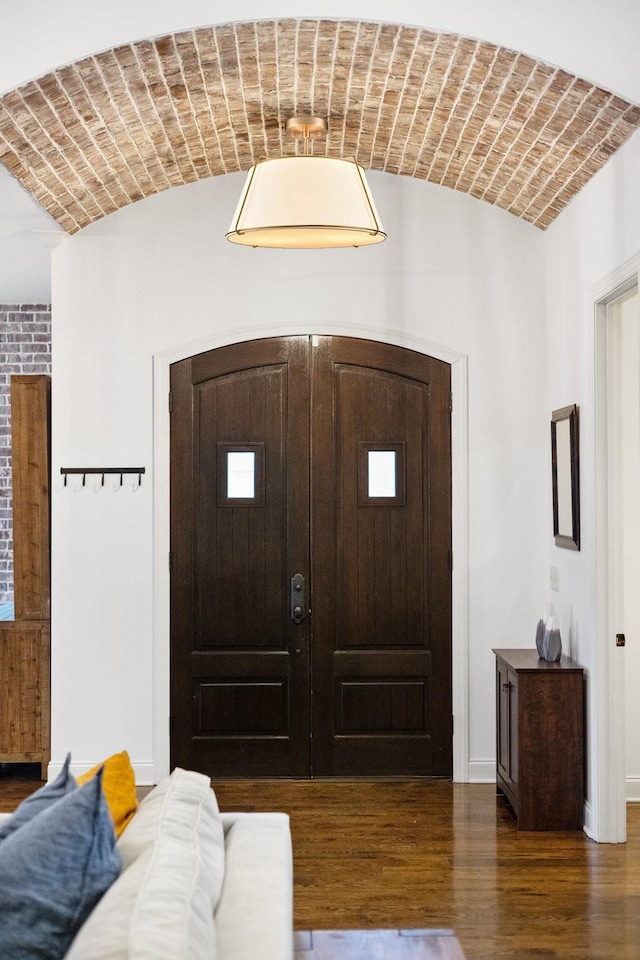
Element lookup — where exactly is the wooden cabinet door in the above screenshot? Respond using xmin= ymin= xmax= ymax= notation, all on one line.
xmin=12 ymin=375 xmax=50 ymax=621
xmin=497 ymin=660 xmax=510 ymax=783
xmin=507 ymin=668 xmax=519 ymax=787
xmin=497 ymin=659 xmax=519 ymax=795
xmin=170 ymin=336 xmax=452 ymax=778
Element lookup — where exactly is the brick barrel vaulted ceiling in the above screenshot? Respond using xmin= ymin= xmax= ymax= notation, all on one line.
xmin=0 ymin=19 xmax=639 ymax=234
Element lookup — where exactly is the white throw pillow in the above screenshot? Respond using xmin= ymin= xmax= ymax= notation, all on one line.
xmin=65 ymin=768 xmax=225 ymax=960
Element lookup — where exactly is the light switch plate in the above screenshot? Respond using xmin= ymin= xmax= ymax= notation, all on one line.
xmin=550 ymin=566 xmax=559 ymax=591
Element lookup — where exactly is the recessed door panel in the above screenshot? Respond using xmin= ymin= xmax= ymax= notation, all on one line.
xmin=195 ymin=681 xmax=288 ymax=735
xmin=335 ymin=366 xmax=426 ymax=649
xmin=337 ymin=680 xmax=427 ymax=733
xmin=196 ymin=369 xmax=285 ymax=649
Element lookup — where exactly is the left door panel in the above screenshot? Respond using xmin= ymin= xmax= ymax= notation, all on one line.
xmin=170 ymin=337 xmax=311 ymax=777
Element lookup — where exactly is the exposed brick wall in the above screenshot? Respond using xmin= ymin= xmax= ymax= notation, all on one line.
xmin=0 ymin=304 xmax=52 ymax=604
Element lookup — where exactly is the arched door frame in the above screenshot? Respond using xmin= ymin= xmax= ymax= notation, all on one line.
xmin=152 ymin=320 xmax=469 ymax=783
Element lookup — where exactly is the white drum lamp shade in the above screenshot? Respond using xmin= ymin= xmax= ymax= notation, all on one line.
xmin=226 ymin=155 xmax=386 ymax=248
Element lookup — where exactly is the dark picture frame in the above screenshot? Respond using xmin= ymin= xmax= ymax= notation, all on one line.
xmin=551 ymin=404 xmax=580 ymax=550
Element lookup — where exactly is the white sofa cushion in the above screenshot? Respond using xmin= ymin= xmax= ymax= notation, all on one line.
xmin=65 ymin=768 xmax=225 ymax=960
xmin=117 ymin=767 xmax=223 ymax=878
xmin=216 ymin=812 xmax=293 ymax=960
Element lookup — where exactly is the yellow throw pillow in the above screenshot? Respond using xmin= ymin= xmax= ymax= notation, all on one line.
xmin=77 ymin=750 xmax=138 ymax=838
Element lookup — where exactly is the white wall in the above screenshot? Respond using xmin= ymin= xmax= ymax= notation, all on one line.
xmin=0 ymin=167 xmax=60 ymax=302
xmin=2 ymin=1 xmax=638 ymax=102
xmin=544 ymin=128 xmax=640 ymax=835
xmin=50 ymin=172 xmax=547 ymax=782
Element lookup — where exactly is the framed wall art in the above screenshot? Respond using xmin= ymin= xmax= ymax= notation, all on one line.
xmin=551 ymin=404 xmax=580 ymax=550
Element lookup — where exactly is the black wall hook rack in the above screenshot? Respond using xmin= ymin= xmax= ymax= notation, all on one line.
xmin=60 ymin=467 xmax=146 ymax=487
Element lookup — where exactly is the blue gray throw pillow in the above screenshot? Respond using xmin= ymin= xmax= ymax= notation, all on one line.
xmin=0 ymin=768 xmax=122 ymax=960
xmin=0 ymin=753 xmax=77 ymax=842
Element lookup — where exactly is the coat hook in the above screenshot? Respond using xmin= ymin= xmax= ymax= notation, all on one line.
xmin=60 ymin=467 xmax=146 ymax=489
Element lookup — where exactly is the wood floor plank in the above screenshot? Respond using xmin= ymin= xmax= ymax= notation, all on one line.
xmin=1 ymin=773 xmax=638 ymax=959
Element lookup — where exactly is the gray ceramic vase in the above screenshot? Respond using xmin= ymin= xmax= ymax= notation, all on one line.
xmin=542 ymin=618 xmax=562 ymax=662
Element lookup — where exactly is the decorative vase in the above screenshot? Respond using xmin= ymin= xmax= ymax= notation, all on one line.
xmin=536 ymin=603 xmax=555 ymax=659
xmin=542 ymin=616 xmax=562 ymax=662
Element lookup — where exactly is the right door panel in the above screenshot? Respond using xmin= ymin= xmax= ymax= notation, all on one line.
xmin=311 ymin=337 xmax=452 ymax=776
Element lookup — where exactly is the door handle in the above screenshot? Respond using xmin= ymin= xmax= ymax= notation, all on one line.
xmin=291 ymin=574 xmax=306 ymax=624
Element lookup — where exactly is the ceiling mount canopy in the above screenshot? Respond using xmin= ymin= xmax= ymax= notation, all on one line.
xmin=285 ymin=116 xmax=328 ymax=150
xmin=226 ymin=115 xmax=386 ymax=249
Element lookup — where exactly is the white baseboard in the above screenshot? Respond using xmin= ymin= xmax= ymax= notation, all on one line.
xmin=47 ymin=760 xmax=155 ymax=786
xmin=626 ymin=777 xmax=640 ymax=802
xmin=583 ymin=800 xmax=595 ymax=839
xmin=468 ymin=760 xmax=495 ymax=783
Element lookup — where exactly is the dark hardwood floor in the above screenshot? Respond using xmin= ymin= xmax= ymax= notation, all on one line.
xmin=1 ymin=770 xmax=638 ymax=959
xmin=215 ymin=780 xmax=639 ymax=960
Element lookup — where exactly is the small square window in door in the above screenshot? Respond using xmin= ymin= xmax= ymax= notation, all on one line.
xmin=357 ymin=441 xmax=406 ymax=506
xmin=217 ymin=442 xmax=265 ymax=507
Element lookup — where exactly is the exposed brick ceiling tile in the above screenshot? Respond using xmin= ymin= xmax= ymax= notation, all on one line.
xmin=0 ymin=18 xmax=638 ymax=234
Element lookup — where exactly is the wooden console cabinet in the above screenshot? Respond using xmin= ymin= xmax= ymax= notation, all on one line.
xmin=493 ymin=649 xmax=584 ymax=831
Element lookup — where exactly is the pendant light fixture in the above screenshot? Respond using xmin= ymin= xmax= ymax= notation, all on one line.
xmin=226 ymin=116 xmax=386 ymax=249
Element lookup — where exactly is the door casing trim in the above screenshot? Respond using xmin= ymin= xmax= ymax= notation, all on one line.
xmin=590 ymin=252 xmax=640 ymax=842
xmin=153 ymin=322 xmax=469 ymax=783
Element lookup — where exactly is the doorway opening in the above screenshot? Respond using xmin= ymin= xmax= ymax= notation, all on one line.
xmin=169 ymin=335 xmax=452 ymax=778
xmin=593 ymin=258 xmax=640 ymax=842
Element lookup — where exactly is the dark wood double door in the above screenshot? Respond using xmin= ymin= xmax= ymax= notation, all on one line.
xmin=170 ymin=336 xmax=451 ymax=778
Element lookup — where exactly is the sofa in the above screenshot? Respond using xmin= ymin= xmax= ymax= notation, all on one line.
xmin=0 ymin=767 xmax=294 ymax=960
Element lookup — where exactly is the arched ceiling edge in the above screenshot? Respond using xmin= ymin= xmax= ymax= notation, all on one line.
xmin=0 ymin=18 xmax=638 ymax=234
